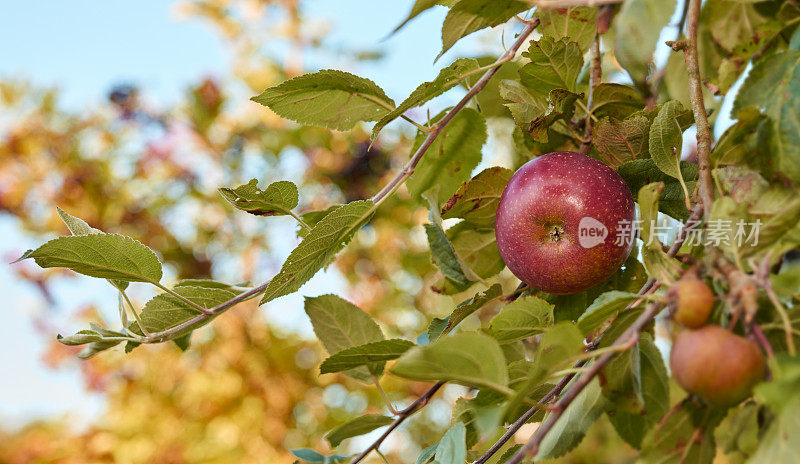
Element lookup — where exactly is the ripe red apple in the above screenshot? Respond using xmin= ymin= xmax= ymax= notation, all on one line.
xmin=668 ymin=276 xmax=714 ymax=328
xmin=670 ymin=325 xmax=765 ymax=407
xmin=495 ymin=151 xmax=635 ymax=294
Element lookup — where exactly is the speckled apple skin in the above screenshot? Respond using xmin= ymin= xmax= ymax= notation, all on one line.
xmin=670 ymin=325 xmax=765 ymax=407
xmin=495 ymin=152 xmax=635 ymax=294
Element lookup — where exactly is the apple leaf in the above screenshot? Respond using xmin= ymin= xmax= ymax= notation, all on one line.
xmin=305 ymin=294 xmax=385 ymax=381
xmin=592 ymin=115 xmax=651 ymax=168
xmin=538 ymin=6 xmax=597 ymax=53
xmin=393 ymin=0 xmax=458 ymax=33
xmin=407 ymin=108 xmax=487 ymax=205
xmin=392 ymin=331 xmax=510 ymax=393
xmin=431 ymin=222 xmax=505 ymax=294
xmin=131 ymin=286 xmax=237 ymax=337
xmin=438 ymin=0 xmax=530 ymax=60
xmin=639 ymin=401 xmax=724 ymax=464
xmin=617 ymin=158 xmax=698 ymax=220
xmin=325 ymin=414 xmax=394 ymax=447
xmin=733 ymin=49 xmax=800 ymax=185
xmin=290 ymin=449 xmax=352 ymax=464
xmin=528 ymin=89 xmax=583 ymax=143
xmin=319 ymin=339 xmax=415 ymax=374
xmin=372 ymin=58 xmax=479 ymax=138
xmin=487 ymin=295 xmax=555 ymax=343
xmin=576 ymin=290 xmax=641 ymax=336
xmin=18 ymin=233 xmax=163 ymax=283
xmin=649 ymin=101 xmax=690 ymax=187
xmin=605 ymin=334 xmax=669 ymax=448
xmin=261 ymin=200 xmax=375 ymax=304
xmin=427 ymin=284 xmax=502 ymax=343
xmin=500 ymin=79 xmax=547 ymax=128
xmin=441 ymin=166 xmax=513 ymax=227
xmin=715 ymin=404 xmax=760 ymax=462
xmin=519 ymin=37 xmax=584 ymax=98
xmin=251 ymin=69 xmax=394 ymax=131
xmin=219 ymin=179 xmax=299 ymax=217
xmin=613 ymin=0 xmax=677 ymax=82
xmin=434 ymin=423 xmax=467 ymax=464
xmin=591 ymin=84 xmax=646 ymax=121
xmin=536 ymin=379 xmax=608 ymax=460
xmin=638 ymin=182 xmax=682 ymax=281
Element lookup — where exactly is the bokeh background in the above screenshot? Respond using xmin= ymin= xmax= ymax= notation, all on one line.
xmin=0 ymin=1 xmax=734 ymax=463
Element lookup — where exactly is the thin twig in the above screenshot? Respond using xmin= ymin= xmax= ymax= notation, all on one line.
xmin=682 ymin=0 xmax=714 ymax=220
xmin=351 ymin=382 xmax=445 ymax=464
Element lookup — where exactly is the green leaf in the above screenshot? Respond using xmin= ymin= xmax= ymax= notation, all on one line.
xmin=593 ymin=115 xmax=651 ymax=169
xmin=500 ymin=80 xmax=546 ymax=128
xmin=639 ymin=402 xmax=724 ymax=464
xmin=715 ymin=404 xmax=760 ymax=461
xmin=290 ymin=448 xmax=352 ymax=464
xmin=441 ymin=167 xmax=513 ymax=227
xmin=319 ymin=339 xmax=415 ymax=374
xmin=425 ymin=221 xmax=469 ymax=285
xmin=528 ymin=89 xmax=583 ymax=143
xmin=21 ymin=233 xmax=162 ymax=283
xmin=261 ymin=200 xmax=375 ymax=304
xmin=417 ymin=444 xmax=439 ymax=464
xmin=487 ymin=295 xmax=554 ymax=343
xmin=519 ymin=37 xmax=584 ymax=97
xmin=649 ymin=101 xmax=689 ymax=186
xmin=78 ymin=339 xmax=125 ymax=359
xmin=305 ymin=294 xmax=385 ymax=381
xmin=617 ymin=158 xmax=698 ymax=220
xmin=325 ymin=414 xmax=394 ymax=447
xmin=135 ymin=286 xmax=237 ymax=337
xmin=538 ymin=6 xmax=597 ymax=53
xmin=749 ymin=398 xmax=800 ymax=464
xmin=393 ymin=0 xmax=458 ymax=33
xmin=613 ymin=0 xmax=677 ymax=82
xmin=174 ymin=279 xmax=245 ymax=293
xmin=431 ymin=222 xmax=504 ymax=294
xmin=434 ymin=422 xmax=467 ymax=464
xmin=605 ymin=334 xmax=669 ymax=448
xmin=704 ymin=0 xmax=773 ymax=53
xmin=392 ymin=331 xmax=509 ymax=393
xmin=172 ymin=333 xmax=192 ymax=351
xmin=219 ymin=179 xmax=299 ymax=216
xmin=711 ymin=106 xmax=773 ymax=174
xmin=57 ymin=206 xmax=101 ymax=235
xmin=638 ymin=183 xmax=682 ymax=280
xmin=56 ymin=207 xmax=128 ymax=291
xmin=407 ymin=108 xmax=487 ymax=205
xmin=438 ymin=0 xmax=530 ymax=59
xmin=372 ymin=58 xmax=480 ymax=138
xmin=734 ymin=49 xmax=800 ymax=184
xmin=591 ymin=84 xmax=646 ymax=120
xmin=57 ymin=330 xmax=106 ymax=346
xmin=576 ymin=291 xmax=641 ymax=336
xmin=252 ymin=69 xmax=394 ymax=131
xmin=536 ymin=379 xmax=607 ymax=459
xmin=428 ymin=284 xmax=502 ymax=343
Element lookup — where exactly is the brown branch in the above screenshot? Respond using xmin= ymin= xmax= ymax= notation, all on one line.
xmin=351 ymin=382 xmax=445 ymax=464
xmin=579 ymin=35 xmax=602 ymax=156
xmin=683 ymin=0 xmax=714 ymax=219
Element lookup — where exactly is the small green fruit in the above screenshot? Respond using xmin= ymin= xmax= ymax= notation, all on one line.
xmin=668 ymin=277 xmax=714 ymax=328
xmin=670 ymin=325 xmax=765 ymax=407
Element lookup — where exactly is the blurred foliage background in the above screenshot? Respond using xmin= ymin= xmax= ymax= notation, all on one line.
xmin=0 ymin=1 xmax=642 ymax=462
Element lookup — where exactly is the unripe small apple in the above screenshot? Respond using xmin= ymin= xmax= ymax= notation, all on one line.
xmin=670 ymin=325 xmax=765 ymax=407
xmin=668 ymin=276 xmax=714 ymax=328
xmin=495 ymin=152 xmax=635 ymax=294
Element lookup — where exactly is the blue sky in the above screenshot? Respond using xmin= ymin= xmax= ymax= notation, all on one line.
xmin=0 ymin=0 xmax=491 ymax=428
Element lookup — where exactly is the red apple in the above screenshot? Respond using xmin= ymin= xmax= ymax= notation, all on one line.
xmin=670 ymin=325 xmax=765 ymax=407
xmin=495 ymin=151 xmax=635 ymax=294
